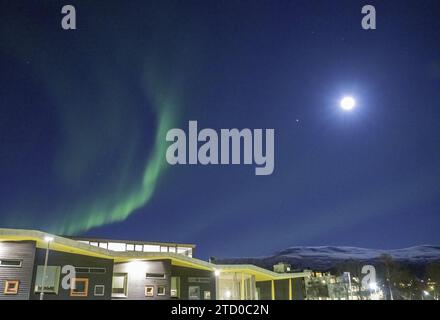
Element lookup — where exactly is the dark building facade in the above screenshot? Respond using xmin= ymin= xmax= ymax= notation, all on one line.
xmin=171 ymin=265 xmax=216 ymax=300
xmin=29 ymin=249 xmax=114 ymax=300
xmin=0 ymin=229 xmax=301 ymax=300
xmin=0 ymin=241 xmax=36 ymax=300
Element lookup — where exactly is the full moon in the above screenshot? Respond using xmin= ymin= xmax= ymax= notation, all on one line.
xmin=340 ymin=96 xmax=356 ymax=111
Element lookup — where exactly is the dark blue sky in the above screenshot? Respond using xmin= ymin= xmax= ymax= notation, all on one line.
xmin=1 ymin=0 xmax=439 ymax=260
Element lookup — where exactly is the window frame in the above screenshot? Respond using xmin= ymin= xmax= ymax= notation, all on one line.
xmin=145 ymin=285 xmax=154 ymax=297
xmin=34 ymin=265 xmax=61 ymax=294
xmin=112 ymin=273 xmax=128 ymax=298
xmin=171 ymin=276 xmax=180 ymax=298
xmin=157 ymin=285 xmax=166 ymax=296
xmin=0 ymin=259 xmax=22 ymax=268
xmin=146 ymin=272 xmax=166 ymax=279
xmin=94 ymin=285 xmax=105 ymax=297
xmin=4 ymin=280 xmax=19 ymax=295
xmin=70 ymin=278 xmax=89 ymax=297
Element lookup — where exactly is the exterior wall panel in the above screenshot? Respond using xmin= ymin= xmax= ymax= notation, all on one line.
xmin=29 ymin=249 xmax=113 ymax=300
xmin=171 ymin=265 xmax=215 ymax=300
xmin=113 ymin=260 xmax=171 ymax=300
xmin=0 ymin=241 xmax=36 ymax=300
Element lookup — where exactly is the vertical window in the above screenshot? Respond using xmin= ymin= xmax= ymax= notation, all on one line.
xmin=94 ymin=285 xmax=105 ymax=296
xmin=171 ymin=277 xmax=180 ymax=298
xmin=34 ymin=266 xmax=61 ymax=294
xmin=112 ymin=273 xmax=128 ymax=297
xmin=157 ymin=286 xmax=166 ymax=296
xmin=204 ymin=291 xmax=211 ymax=300
xmin=70 ymin=278 xmax=89 ymax=297
xmin=145 ymin=285 xmax=154 ymax=297
xmin=4 ymin=280 xmax=19 ymax=295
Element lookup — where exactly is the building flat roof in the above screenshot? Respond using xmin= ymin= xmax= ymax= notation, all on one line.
xmin=0 ymin=228 xmax=308 ymax=282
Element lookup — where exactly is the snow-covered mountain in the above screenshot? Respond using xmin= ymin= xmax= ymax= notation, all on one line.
xmin=212 ymin=245 xmax=440 ymax=273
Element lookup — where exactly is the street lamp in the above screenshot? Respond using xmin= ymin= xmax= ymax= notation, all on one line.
xmin=369 ymin=282 xmax=378 ymax=291
xmin=423 ymin=290 xmax=430 ymax=300
xmin=40 ymin=236 xmax=54 ymax=300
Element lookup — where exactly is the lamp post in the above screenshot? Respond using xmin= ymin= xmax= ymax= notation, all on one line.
xmin=214 ymin=269 xmax=220 ymax=300
xmin=40 ymin=236 xmax=54 ymax=300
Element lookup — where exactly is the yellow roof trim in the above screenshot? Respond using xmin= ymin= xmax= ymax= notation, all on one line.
xmin=0 ymin=228 xmax=305 ymax=280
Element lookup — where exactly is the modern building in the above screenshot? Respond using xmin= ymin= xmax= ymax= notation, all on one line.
xmin=0 ymin=228 xmax=307 ymax=300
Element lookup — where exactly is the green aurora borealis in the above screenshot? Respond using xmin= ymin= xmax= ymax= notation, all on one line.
xmin=0 ymin=2 xmax=195 ymax=235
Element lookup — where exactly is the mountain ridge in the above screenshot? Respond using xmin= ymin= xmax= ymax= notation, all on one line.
xmin=212 ymin=245 xmax=440 ymax=273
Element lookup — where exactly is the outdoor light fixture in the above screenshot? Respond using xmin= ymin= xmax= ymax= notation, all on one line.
xmin=40 ymin=235 xmax=54 ymax=300
xmin=214 ymin=269 xmax=221 ymax=277
xmin=369 ymin=282 xmax=378 ymax=291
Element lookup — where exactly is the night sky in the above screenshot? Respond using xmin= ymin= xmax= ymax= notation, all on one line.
xmin=1 ymin=1 xmax=439 ymax=260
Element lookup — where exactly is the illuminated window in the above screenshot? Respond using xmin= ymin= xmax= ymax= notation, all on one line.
xmin=177 ymin=247 xmax=193 ymax=257
xmin=34 ymin=266 xmax=61 ymax=294
xmin=99 ymin=242 xmax=108 ymax=249
xmin=143 ymin=245 xmax=160 ymax=252
xmin=204 ymin=291 xmax=211 ymax=300
xmin=157 ymin=286 xmax=166 ymax=296
xmin=4 ymin=280 xmax=19 ymax=295
xmin=135 ymin=245 xmax=143 ymax=252
xmin=171 ymin=277 xmax=180 ymax=298
xmin=70 ymin=278 xmax=89 ymax=297
xmin=126 ymin=244 xmax=135 ymax=251
xmin=108 ymin=243 xmax=126 ymax=252
xmin=160 ymin=246 xmax=168 ymax=253
xmin=112 ymin=273 xmax=128 ymax=297
xmin=75 ymin=267 xmax=106 ymax=274
xmin=145 ymin=285 xmax=154 ymax=297
xmin=168 ymin=246 xmax=176 ymax=253
xmin=90 ymin=242 xmax=98 ymax=247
